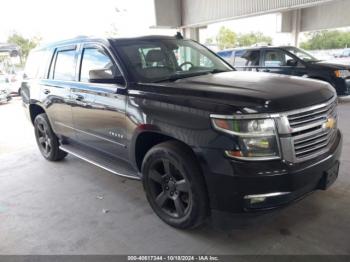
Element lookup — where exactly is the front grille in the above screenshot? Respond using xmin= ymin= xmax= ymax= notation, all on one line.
xmin=287 ymin=98 xmax=338 ymax=161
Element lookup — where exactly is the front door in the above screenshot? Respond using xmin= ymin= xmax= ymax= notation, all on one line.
xmin=71 ymin=43 xmax=128 ymax=160
xmin=261 ymin=49 xmax=295 ymax=75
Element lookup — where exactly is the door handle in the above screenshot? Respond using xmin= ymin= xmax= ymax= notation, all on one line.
xmin=43 ymin=89 xmax=51 ymax=95
xmin=262 ymin=69 xmax=271 ymax=72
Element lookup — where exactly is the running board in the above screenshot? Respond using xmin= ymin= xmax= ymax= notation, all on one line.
xmin=59 ymin=144 xmax=141 ymax=180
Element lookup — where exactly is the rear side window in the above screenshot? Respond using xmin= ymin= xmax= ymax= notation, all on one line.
xmin=53 ymin=49 xmax=76 ymax=81
xmin=234 ymin=50 xmax=260 ymax=67
xmin=24 ymin=50 xmax=52 ymax=79
xmin=217 ymin=50 xmax=233 ymax=60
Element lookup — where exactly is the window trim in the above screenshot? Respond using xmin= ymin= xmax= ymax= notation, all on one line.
xmin=49 ymin=45 xmax=78 ymax=81
xmin=77 ymin=42 xmax=126 ymax=88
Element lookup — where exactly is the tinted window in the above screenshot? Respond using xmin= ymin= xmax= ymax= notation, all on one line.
xmin=234 ymin=50 xmax=260 ymax=67
xmin=53 ymin=50 xmax=76 ymax=81
xmin=263 ymin=50 xmax=294 ymax=67
xmin=115 ymin=39 xmax=231 ymax=82
xmin=175 ymin=45 xmax=214 ymax=70
xmin=217 ymin=50 xmax=233 ymax=60
xmin=80 ymin=48 xmax=117 ymax=82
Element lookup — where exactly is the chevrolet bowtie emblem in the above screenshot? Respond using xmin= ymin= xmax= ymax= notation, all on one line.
xmin=323 ymin=117 xmax=336 ymax=130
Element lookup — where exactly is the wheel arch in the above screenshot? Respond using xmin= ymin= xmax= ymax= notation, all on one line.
xmin=29 ymin=103 xmax=46 ymax=125
xmin=132 ymin=130 xmax=200 ymax=173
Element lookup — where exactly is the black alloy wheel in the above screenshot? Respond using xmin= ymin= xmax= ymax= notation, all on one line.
xmin=148 ymin=158 xmax=191 ymax=218
xmin=34 ymin=113 xmax=67 ymax=161
xmin=142 ymin=141 xmax=208 ymax=229
xmin=36 ymin=119 xmax=52 ymax=157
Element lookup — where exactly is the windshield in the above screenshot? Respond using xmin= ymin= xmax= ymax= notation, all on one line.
xmin=284 ymin=46 xmax=319 ymax=62
xmin=113 ymin=38 xmax=232 ymax=82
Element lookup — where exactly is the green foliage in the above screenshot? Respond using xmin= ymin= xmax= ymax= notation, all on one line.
xmin=300 ymin=30 xmax=350 ymax=50
xmin=204 ymin=37 xmax=214 ymax=45
xmin=237 ymin=32 xmax=272 ymax=47
xmin=215 ymin=27 xmax=272 ymax=50
xmin=216 ymin=27 xmax=237 ymax=50
xmin=7 ymin=32 xmax=41 ymax=63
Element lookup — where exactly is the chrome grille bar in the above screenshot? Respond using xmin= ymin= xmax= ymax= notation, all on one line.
xmin=285 ymin=97 xmax=337 ymax=162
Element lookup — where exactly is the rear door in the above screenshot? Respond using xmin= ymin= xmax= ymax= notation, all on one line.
xmin=71 ymin=43 xmax=128 ymax=160
xmin=42 ymin=45 xmax=78 ymax=139
xmin=233 ymin=49 xmax=261 ymax=72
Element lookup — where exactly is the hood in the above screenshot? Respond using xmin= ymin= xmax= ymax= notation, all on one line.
xmin=307 ymin=60 xmax=350 ymax=70
xmin=134 ymin=71 xmax=335 ymax=114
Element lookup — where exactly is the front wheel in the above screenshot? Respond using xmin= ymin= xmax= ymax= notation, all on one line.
xmin=142 ymin=141 xmax=209 ymax=229
xmin=34 ymin=113 xmax=67 ymax=161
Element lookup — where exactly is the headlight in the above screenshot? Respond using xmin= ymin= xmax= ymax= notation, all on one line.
xmin=334 ymin=69 xmax=350 ymax=78
xmin=211 ymin=118 xmax=280 ymax=160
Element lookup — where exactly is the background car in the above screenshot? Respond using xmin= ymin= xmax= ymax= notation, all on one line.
xmin=0 ymin=74 xmax=12 ymax=102
xmin=0 ymin=43 xmax=21 ymax=57
xmin=217 ymin=46 xmax=350 ymax=96
xmin=7 ymin=71 xmax=23 ymax=95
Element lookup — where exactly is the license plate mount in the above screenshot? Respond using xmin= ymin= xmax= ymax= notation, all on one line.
xmin=320 ymin=161 xmax=339 ymax=190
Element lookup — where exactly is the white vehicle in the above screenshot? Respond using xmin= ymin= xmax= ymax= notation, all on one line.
xmin=7 ymin=72 xmax=23 ymax=95
xmin=0 ymin=75 xmax=11 ymax=103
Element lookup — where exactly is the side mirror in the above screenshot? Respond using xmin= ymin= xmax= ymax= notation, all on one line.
xmin=286 ymin=59 xmax=298 ymax=67
xmin=89 ymin=68 xmax=125 ymax=85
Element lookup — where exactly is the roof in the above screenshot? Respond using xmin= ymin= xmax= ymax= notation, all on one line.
xmin=35 ymin=35 xmax=181 ymax=51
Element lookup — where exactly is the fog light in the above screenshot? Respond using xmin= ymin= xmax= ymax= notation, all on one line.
xmin=244 ymin=192 xmax=290 ymax=209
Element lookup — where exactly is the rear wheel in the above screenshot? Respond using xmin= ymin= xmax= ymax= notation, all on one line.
xmin=34 ymin=113 xmax=67 ymax=161
xmin=142 ymin=141 xmax=208 ymax=229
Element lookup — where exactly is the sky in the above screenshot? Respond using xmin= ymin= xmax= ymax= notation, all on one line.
xmin=202 ymin=13 xmax=293 ymax=46
xmin=0 ymin=0 xmax=344 ymax=47
xmin=0 ymin=0 xmax=176 ymax=43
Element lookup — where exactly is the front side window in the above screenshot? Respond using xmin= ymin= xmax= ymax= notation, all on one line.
xmin=114 ymin=39 xmax=232 ymax=82
xmin=263 ymin=50 xmax=295 ymax=67
xmin=53 ymin=49 xmax=76 ymax=81
xmin=80 ymin=47 xmax=118 ymax=82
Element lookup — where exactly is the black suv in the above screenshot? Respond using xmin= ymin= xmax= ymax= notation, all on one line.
xmin=217 ymin=46 xmax=350 ymax=96
xmin=22 ymin=36 xmax=342 ymax=229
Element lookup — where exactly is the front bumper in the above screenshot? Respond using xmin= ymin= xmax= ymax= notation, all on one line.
xmin=198 ymin=130 xmax=342 ymax=214
xmin=334 ymin=78 xmax=350 ymax=96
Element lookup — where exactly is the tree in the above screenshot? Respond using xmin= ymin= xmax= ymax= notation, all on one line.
xmin=237 ymin=32 xmax=272 ymax=47
xmin=300 ymin=30 xmax=350 ymax=50
xmin=216 ymin=27 xmax=237 ymax=50
xmin=7 ymin=32 xmax=41 ymax=64
xmin=204 ymin=37 xmax=214 ymax=45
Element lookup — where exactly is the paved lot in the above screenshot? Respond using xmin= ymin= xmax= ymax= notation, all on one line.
xmin=0 ymin=97 xmax=350 ymax=254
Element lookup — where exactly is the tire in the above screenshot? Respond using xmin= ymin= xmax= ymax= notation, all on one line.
xmin=142 ymin=141 xmax=209 ymax=229
xmin=34 ymin=113 xmax=67 ymax=161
